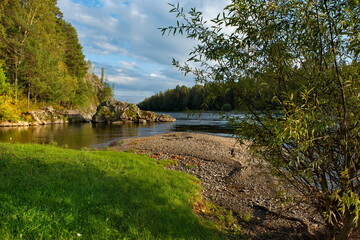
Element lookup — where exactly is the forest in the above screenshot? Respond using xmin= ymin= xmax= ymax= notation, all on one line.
xmin=138 ymin=84 xmax=233 ymax=111
xmin=138 ymin=81 xmax=277 ymax=112
xmin=0 ymin=0 xmax=112 ymax=121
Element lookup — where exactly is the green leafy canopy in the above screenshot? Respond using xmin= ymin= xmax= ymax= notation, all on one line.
xmin=162 ymin=0 xmax=360 ymax=239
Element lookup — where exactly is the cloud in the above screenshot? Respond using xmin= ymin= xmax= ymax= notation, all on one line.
xmin=57 ymin=0 xmax=230 ymax=103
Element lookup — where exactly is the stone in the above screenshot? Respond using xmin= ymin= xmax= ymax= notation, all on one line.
xmin=157 ymin=114 xmax=176 ymax=122
xmin=92 ymin=98 xmax=176 ymax=123
xmin=0 ymin=121 xmax=30 ymax=127
xmin=139 ymin=111 xmax=157 ymax=122
xmin=24 ymin=108 xmax=63 ymax=125
xmin=0 ymin=99 xmax=175 ymax=127
xmin=20 ymin=107 xmax=91 ymax=126
xmin=61 ymin=110 xmax=91 ymax=123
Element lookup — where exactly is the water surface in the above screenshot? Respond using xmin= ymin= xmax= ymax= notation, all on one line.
xmin=0 ymin=112 xmax=240 ymax=149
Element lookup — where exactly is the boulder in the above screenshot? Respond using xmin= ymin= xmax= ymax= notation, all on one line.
xmin=22 ymin=107 xmax=91 ymax=126
xmin=92 ymin=99 xmax=176 ymax=123
xmin=61 ymin=110 xmax=91 ymax=123
xmin=139 ymin=111 xmax=157 ymax=122
xmin=92 ymin=99 xmax=139 ymax=123
xmin=0 ymin=99 xmax=175 ymax=127
xmin=24 ymin=107 xmax=66 ymax=125
xmin=157 ymin=114 xmax=177 ymax=122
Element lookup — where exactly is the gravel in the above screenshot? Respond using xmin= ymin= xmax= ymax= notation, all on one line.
xmin=110 ymin=132 xmax=329 ymax=239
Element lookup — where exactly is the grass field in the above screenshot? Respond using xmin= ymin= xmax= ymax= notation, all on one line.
xmin=0 ymin=143 xmax=224 ymax=239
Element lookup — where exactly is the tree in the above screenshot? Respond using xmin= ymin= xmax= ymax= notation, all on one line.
xmin=0 ymin=0 xmax=102 ymax=111
xmin=0 ymin=0 xmax=8 ymax=48
xmin=0 ymin=0 xmax=27 ymax=100
xmin=162 ymin=1 xmax=359 ymax=239
xmin=60 ymin=21 xmax=87 ymax=80
xmin=0 ymin=62 xmax=10 ymax=95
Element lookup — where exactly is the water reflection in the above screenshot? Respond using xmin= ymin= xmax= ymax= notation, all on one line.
xmin=0 ymin=122 xmax=174 ymax=149
xmin=0 ymin=112 xmax=241 ymax=149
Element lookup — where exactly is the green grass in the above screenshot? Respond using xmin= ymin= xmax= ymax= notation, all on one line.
xmin=0 ymin=143 xmax=224 ymax=240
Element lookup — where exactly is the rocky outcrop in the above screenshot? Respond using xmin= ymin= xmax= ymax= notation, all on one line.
xmin=23 ymin=107 xmax=91 ymax=126
xmin=0 ymin=99 xmax=175 ymax=127
xmin=25 ymin=106 xmax=64 ymax=125
xmin=0 ymin=121 xmax=30 ymax=127
xmin=92 ymin=99 xmax=176 ymax=123
xmin=61 ymin=110 xmax=92 ymax=123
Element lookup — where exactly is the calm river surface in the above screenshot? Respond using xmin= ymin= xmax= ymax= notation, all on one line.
xmin=0 ymin=112 xmax=241 ymax=149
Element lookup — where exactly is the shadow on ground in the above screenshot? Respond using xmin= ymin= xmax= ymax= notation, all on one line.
xmin=0 ymin=146 xmax=227 ymax=239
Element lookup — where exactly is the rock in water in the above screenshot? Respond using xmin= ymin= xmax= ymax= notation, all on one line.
xmin=92 ymin=98 xmax=176 ymax=123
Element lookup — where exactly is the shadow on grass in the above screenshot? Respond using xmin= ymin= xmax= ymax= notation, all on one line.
xmin=0 ymin=146 xmax=224 ymax=239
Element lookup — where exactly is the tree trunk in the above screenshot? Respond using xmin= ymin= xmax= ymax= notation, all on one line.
xmin=325 ymin=214 xmax=357 ymax=240
xmin=334 ymin=214 xmax=357 ymax=240
xmin=14 ymin=63 xmax=18 ymax=100
xmin=27 ymin=83 xmax=31 ymax=109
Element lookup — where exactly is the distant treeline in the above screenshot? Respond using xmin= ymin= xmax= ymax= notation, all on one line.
xmin=138 ymin=81 xmax=278 ymax=112
xmin=0 ymin=0 xmax=112 ymax=121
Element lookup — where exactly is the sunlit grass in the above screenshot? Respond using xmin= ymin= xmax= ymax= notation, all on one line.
xmin=0 ymin=143 xmax=223 ymax=239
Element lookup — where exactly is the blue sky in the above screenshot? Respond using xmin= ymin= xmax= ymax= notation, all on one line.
xmin=57 ymin=0 xmax=230 ymax=103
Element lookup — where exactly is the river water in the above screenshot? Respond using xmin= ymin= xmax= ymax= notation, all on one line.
xmin=0 ymin=112 xmax=240 ymax=149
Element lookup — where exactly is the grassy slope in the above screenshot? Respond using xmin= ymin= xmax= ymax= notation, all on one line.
xmin=0 ymin=143 xmax=222 ymax=240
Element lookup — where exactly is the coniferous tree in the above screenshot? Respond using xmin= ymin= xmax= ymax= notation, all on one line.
xmin=0 ymin=0 xmax=112 ymax=116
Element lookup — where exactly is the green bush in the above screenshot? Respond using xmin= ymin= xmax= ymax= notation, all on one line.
xmin=0 ymin=97 xmax=22 ymax=122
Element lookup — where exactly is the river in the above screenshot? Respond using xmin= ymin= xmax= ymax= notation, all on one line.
xmin=0 ymin=112 xmax=241 ymax=149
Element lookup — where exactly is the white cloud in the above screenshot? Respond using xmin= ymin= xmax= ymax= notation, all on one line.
xmin=118 ymin=61 xmax=137 ymax=69
xmin=108 ymin=75 xmax=138 ymax=85
xmin=57 ymin=0 xmax=230 ymax=103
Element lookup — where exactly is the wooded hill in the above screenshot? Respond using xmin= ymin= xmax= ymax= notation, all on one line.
xmin=138 ymin=81 xmax=277 ymax=112
xmin=138 ymin=84 xmax=235 ymax=111
xmin=0 ymin=0 xmax=112 ymax=121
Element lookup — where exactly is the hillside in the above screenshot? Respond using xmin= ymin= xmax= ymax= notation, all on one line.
xmin=0 ymin=0 xmax=112 ymax=121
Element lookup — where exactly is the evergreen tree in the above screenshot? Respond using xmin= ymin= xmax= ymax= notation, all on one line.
xmin=0 ymin=0 xmax=112 ymax=117
xmin=60 ymin=21 xmax=87 ymax=80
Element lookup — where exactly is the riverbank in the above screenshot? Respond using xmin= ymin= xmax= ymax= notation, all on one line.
xmin=0 ymin=99 xmax=175 ymax=128
xmin=110 ymin=132 xmax=327 ymax=239
xmin=0 ymin=112 xmax=229 ymax=149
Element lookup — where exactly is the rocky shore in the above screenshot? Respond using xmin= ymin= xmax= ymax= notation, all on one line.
xmin=0 ymin=106 xmax=91 ymax=127
xmin=0 ymin=99 xmax=175 ymax=127
xmin=110 ymin=132 xmax=327 ymax=239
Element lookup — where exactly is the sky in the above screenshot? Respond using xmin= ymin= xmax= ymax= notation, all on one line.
xmin=57 ymin=0 xmax=230 ymax=104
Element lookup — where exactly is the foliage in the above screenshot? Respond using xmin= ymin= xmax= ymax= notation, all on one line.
xmin=0 ymin=97 xmax=22 ymax=122
xmin=163 ymin=0 xmax=360 ymax=239
xmin=138 ymin=83 xmax=240 ymax=111
xmin=0 ymin=143 xmax=223 ymax=239
xmin=0 ymin=0 xmax=112 ymax=117
xmin=0 ymin=62 xmax=10 ymax=95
